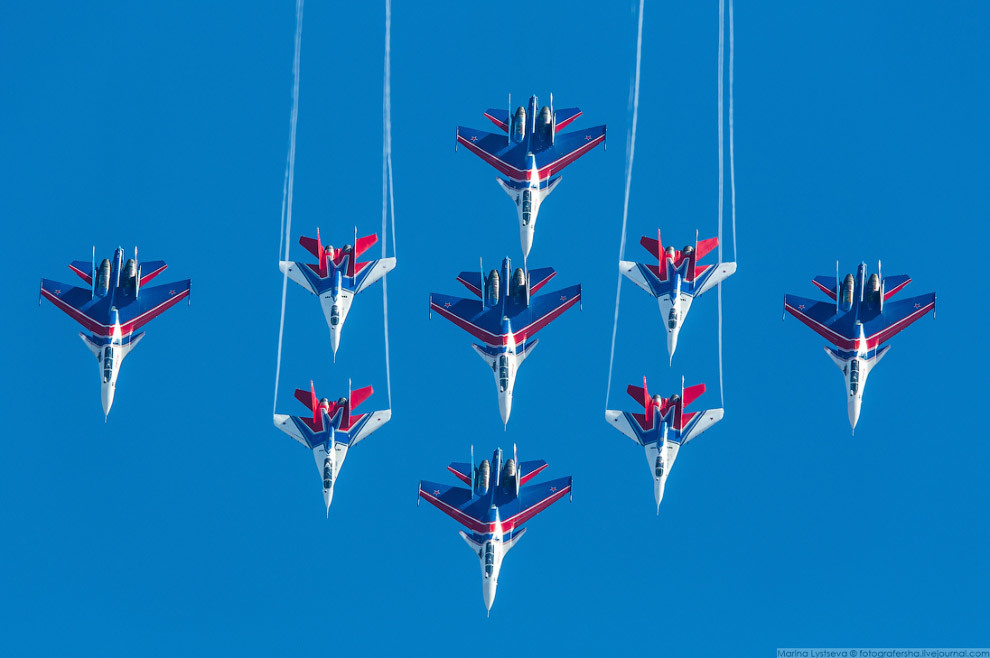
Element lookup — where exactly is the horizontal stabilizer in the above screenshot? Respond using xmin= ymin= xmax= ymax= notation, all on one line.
xmin=695 ymin=237 xmax=718 ymax=261
xmin=682 ymin=383 xmax=706 ymax=408
xmin=349 ymin=385 xmax=373 ymax=411
xmin=354 ymin=234 xmax=378 ymax=259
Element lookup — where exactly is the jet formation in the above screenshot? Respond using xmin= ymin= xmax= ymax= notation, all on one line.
xmin=429 ymin=257 xmax=580 ymax=427
xmin=419 ymin=445 xmax=571 ymax=615
xmin=784 ymin=261 xmax=935 ymax=432
xmin=40 ymin=247 xmax=190 ymax=419
xmin=280 ymin=228 xmax=395 ymax=360
xmin=457 ymin=94 xmax=606 ymax=259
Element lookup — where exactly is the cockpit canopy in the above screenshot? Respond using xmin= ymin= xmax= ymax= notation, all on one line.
xmin=521 ymin=190 xmax=532 ymax=225
xmin=330 ymin=305 xmax=341 ymax=326
xmin=849 ymin=359 xmax=860 ymax=395
xmin=483 ymin=542 xmax=495 ymax=577
xmin=497 ymin=354 xmax=510 ymax=392
xmin=667 ymin=306 xmax=679 ymax=330
xmin=102 ymin=346 xmax=114 ymax=383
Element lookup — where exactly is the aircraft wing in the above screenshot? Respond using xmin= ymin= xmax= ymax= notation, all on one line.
xmin=40 ymin=280 xmax=102 ymax=333
xmin=532 ymin=125 xmax=606 ymax=180
xmin=499 ymin=476 xmax=572 ymax=532
xmin=619 ymin=260 xmax=664 ymax=298
xmin=784 ymin=294 xmax=845 ymax=347
xmin=352 ymin=257 xmax=396 ymax=294
xmin=273 ymin=414 xmax=318 ymax=449
xmin=68 ymin=261 xmax=93 ymax=284
xmin=279 ymin=260 xmax=320 ymax=295
xmin=861 ymin=293 xmax=936 ymax=347
xmin=456 ymin=126 xmax=524 ymax=180
xmin=677 ymin=408 xmax=724 ymax=445
xmin=513 ymin=284 xmax=581 ymax=343
xmin=419 ymin=481 xmax=491 ymax=534
xmin=605 ymin=410 xmax=647 ymax=445
xmin=341 ymin=409 xmax=391 ymax=447
xmin=115 ymin=280 xmax=191 ymax=334
xmin=139 ymin=260 xmax=168 ymax=285
xmin=430 ymin=293 xmax=503 ymax=346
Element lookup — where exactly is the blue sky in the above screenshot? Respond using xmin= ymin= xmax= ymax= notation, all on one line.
xmin=2 ymin=1 xmax=988 ymax=655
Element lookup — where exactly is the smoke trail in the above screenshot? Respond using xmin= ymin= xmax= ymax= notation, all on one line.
xmin=604 ymin=0 xmax=645 ymax=410
xmin=716 ymin=0 xmax=726 ymax=405
xmin=729 ymin=0 xmax=737 ymax=263
xmin=273 ymin=0 xmax=304 ymax=413
xmin=381 ymin=0 xmax=394 ymax=408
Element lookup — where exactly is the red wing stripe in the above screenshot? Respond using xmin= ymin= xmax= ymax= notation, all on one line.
xmin=812 ymin=279 xmax=837 ymax=300
xmin=41 ymin=288 xmax=105 ymax=335
xmin=866 ymin=302 xmax=934 ymax=348
xmin=68 ymin=265 xmax=92 ymax=285
xmin=554 ymin=111 xmax=582 ymax=132
xmin=518 ymin=463 xmax=548 ymax=485
xmin=883 ymin=279 xmax=912 ymax=300
xmin=139 ymin=264 xmax=168 ymax=286
xmin=483 ymin=112 xmax=508 ymax=132
xmin=431 ymin=302 xmax=500 ymax=345
xmin=42 ymin=287 xmax=189 ymax=337
xmin=501 ymin=485 xmax=571 ymax=531
xmin=536 ymin=135 xmax=605 ymax=178
xmin=514 ymin=294 xmax=580 ymax=343
xmin=446 ymin=466 xmax=472 ymax=486
xmin=456 ymin=276 xmax=483 ymax=298
xmin=457 ymin=135 xmax=529 ymax=180
xmin=419 ymin=490 xmax=486 ymax=534
xmin=528 ymin=272 xmax=557 ymax=293
xmin=784 ymin=302 xmax=855 ymax=350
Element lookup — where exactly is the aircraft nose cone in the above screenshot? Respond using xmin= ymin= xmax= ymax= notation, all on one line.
xmin=654 ymin=480 xmax=666 ymax=516
xmin=848 ymin=396 xmax=862 ymax=434
xmin=498 ymin=391 xmax=512 ymax=428
xmin=666 ymin=325 xmax=680 ymax=362
xmin=323 ymin=488 xmax=333 ymax=517
xmin=483 ymin=580 xmax=497 ymax=615
xmin=519 ymin=225 xmax=534 ymax=260
xmin=101 ymin=383 xmax=115 ymax=421
xmin=329 ymin=329 xmax=340 ymax=362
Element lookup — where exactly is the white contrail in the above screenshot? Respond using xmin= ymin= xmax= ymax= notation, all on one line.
xmin=273 ymin=0 xmax=304 ymax=414
xmin=605 ymin=0 xmax=644 ymax=410
xmin=717 ymin=0 xmax=725 ymax=405
xmin=381 ymin=0 xmax=394 ymax=408
xmin=729 ymin=0 xmax=737 ymax=263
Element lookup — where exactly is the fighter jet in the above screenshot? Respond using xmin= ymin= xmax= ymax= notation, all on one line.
xmin=418 ymin=445 xmax=571 ymax=615
xmin=606 ymin=377 xmax=723 ymax=514
xmin=456 ymin=94 xmax=606 ymax=259
xmin=784 ymin=261 xmax=935 ymax=433
xmin=279 ymin=228 xmax=395 ymax=360
xmin=619 ymin=230 xmax=736 ymax=361
xmin=273 ymin=380 xmax=390 ymax=516
xmin=40 ymin=247 xmax=190 ymax=419
xmin=429 ymin=257 xmax=580 ymax=427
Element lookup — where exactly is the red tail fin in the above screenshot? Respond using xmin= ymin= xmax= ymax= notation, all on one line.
xmin=349 ymin=385 xmax=374 ymax=411
xmin=695 ymin=237 xmax=718 ymax=262
xmin=293 ymin=381 xmax=320 ymax=428
xmin=682 ymin=383 xmax=706 ymax=409
xmin=354 ymin=234 xmax=378 ymax=260
xmin=299 ymin=228 xmax=323 ymax=259
xmin=640 ymin=228 xmax=663 ymax=261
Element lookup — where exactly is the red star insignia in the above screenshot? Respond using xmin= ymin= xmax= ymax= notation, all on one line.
xmin=433 ymin=489 xmax=440 ymax=495
xmin=169 ymin=289 xmax=176 ymax=295
xmin=798 ymin=304 xmax=805 ymax=310
xmin=560 ymin=295 xmax=567 ymax=301
xmin=550 ymin=486 xmax=557 ymax=492
xmin=54 ymin=289 xmax=61 ymax=295
xmin=584 ymin=135 xmax=592 ymax=141
xmin=444 ymin=302 xmax=451 ymax=308
xmin=914 ymin=303 xmax=921 ymax=308
xmin=470 ymin=135 xmax=478 ymax=142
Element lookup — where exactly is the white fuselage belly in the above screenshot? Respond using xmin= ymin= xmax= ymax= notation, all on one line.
xmin=319 ymin=289 xmax=353 ymax=358
xmin=644 ymin=440 xmax=680 ymax=513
